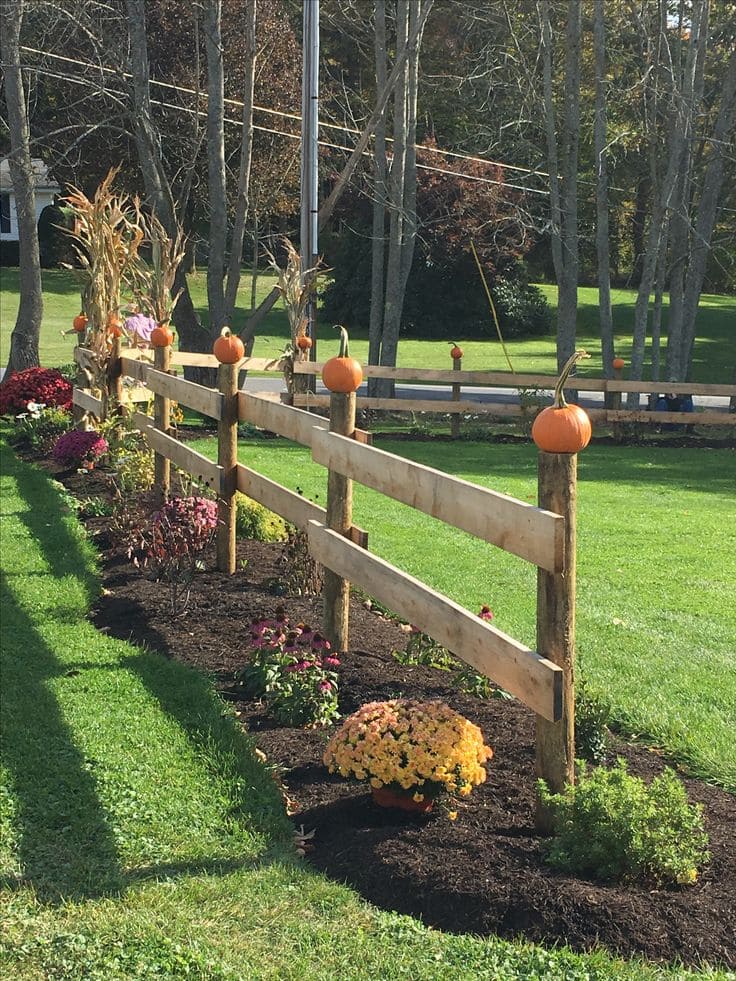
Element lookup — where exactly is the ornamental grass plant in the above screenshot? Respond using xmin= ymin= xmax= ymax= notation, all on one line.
xmin=324 ymin=699 xmax=493 ymax=804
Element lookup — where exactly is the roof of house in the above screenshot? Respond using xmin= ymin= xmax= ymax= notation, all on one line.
xmin=0 ymin=158 xmax=61 ymax=193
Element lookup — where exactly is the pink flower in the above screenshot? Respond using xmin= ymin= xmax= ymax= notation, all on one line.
xmin=479 ymin=605 xmax=494 ymax=622
xmin=319 ymin=680 xmax=333 ymax=692
xmin=323 ymin=656 xmax=340 ymax=668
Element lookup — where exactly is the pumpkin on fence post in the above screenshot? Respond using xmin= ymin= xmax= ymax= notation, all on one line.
xmin=73 ymin=313 xmax=88 ymax=334
xmin=531 ymin=351 xmax=592 ymax=454
xmin=151 ymin=322 xmax=175 ymax=349
xmin=533 ymin=350 xmax=591 ymax=833
xmin=213 ymin=327 xmax=241 ymax=574
xmin=213 ymin=326 xmax=245 ymax=364
xmin=321 ymin=326 xmax=363 ymax=393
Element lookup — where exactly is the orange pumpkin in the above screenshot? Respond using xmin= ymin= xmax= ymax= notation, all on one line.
xmin=450 ymin=343 xmax=464 ymax=360
xmin=612 ymin=356 xmax=626 ymax=370
xmin=296 ymin=334 xmax=313 ymax=351
xmin=107 ymin=314 xmax=123 ymax=338
xmin=321 ymin=325 xmax=363 ymax=393
xmin=73 ymin=313 xmax=88 ymax=332
xmin=213 ymin=326 xmax=244 ymax=363
xmin=151 ymin=323 xmax=174 ymax=348
xmin=532 ymin=351 xmax=592 ymax=454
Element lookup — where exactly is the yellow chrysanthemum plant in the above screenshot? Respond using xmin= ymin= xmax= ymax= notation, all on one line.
xmin=323 ymin=699 xmax=493 ymax=815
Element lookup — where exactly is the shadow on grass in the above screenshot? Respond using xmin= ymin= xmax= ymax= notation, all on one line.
xmin=1 ymin=446 xmax=290 ymax=903
xmin=0 ymin=575 xmax=125 ymax=902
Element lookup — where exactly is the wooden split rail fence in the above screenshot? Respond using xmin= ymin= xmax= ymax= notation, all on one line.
xmin=73 ymin=344 xmax=646 ymax=826
xmin=292 ymin=361 xmax=736 ymax=428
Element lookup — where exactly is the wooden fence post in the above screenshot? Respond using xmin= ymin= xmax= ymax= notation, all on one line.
xmin=216 ymin=361 xmax=239 ymax=573
xmin=153 ymin=343 xmax=171 ymax=506
xmin=323 ymin=390 xmax=356 ymax=651
xmin=451 ymin=353 xmax=462 ymax=440
xmin=611 ymin=359 xmax=624 ymax=441
xmin=535 ymin=450 xmax=577 ymax=832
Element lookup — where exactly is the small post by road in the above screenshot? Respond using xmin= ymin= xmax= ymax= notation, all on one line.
xmin=611 ymin=357 xmax=625 ymax=441
xmin=323 ymin=389 xmax=356 ymax=651
xmin=450 ymin=343 xmax=463 ymax=439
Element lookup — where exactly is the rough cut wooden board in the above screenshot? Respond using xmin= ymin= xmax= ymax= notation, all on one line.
xmin=293 ymin=394 xmax=527 ymax=416
xmin=309 ymin=522 xmax=562 ymax=721
xmin=73 ymin=389 xmax=103 ymax=416
xmin=239 ymin=392 xmax=329 ymax=446
xmin=311 ymin=429 xmax=564 ymax=572
xmin=237 ymin=464 xmax=325 ymax=530
xmin=122 ymin=359 xmax=222 ymax=419
xmin=170 ymin=351 xmax=286 ymax=371
xmin=133 ymin=412 xmax=223 ymax=492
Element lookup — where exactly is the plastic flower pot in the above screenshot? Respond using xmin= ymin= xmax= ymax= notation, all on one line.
xmin=371 ymin=785 xmax=434 ymax=814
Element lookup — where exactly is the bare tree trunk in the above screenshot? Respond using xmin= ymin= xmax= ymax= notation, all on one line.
xmin=125 ymin=0 xmax=203 ymax=353
xmin=593 ymin=0 xmax=614 ymax=389
xmin=376 ymin=0 xmax=410 ymax=400
xmin=679 ymin=47 xmax=736 ymax=379
xmin=204 ymin=0 xmax=227 ymax=338
xmin=367 ymin=0 xmax=387 ymax=398
xmin=399 ymin=0 xmax=425 ymax=298
xmin=317 ymin=0 xmax=433 ymax=232
xmin=665 ymin=0 xmax=708 ymax=381
xmin=539 ymin=0 xmax=581 ymax=372
xmin=223 ymin=0 xmax=257 ymax=325
xmin=651 ymin=220 xmax=670 ymax=383
xmin=1 ymin=0 xmax=43 ymax=377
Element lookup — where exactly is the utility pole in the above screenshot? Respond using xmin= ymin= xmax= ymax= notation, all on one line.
xmin=300 ymin=0 xmax=320 ymax=372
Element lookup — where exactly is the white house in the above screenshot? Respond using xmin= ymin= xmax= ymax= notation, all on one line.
xmin=0 ymin=158 xmax=61 ymax=242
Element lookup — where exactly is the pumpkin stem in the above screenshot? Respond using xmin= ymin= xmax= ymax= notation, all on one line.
xmin=553 ymin=350 xmax=590 ymax=408
xmin=334 ymin=324 xmax=350 ymax=358
xmin=220 ymin=326 xmax=232 ymax=340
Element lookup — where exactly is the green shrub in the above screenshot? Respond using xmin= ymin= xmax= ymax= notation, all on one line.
xmin=10 ymin=405 xmax=72 ymax=453
xmin=575 ymin=681 xmax=611 ymax=764
xmin=538 ymin=759 xmax=709 ymax=886
xmin=234 ymin=493 xmax=287 ymax=543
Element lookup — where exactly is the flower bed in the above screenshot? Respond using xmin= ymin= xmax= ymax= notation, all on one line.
xmin=14 ymin=452 xmax=736 ymax=971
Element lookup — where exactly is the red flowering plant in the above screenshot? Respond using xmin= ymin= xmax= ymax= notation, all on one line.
xmin=129 ymin=496 xmax=218 ymax=612
xmin=235 ymin=609 xmax=340 ymax=727
xmin=52 ymin=429 xmax=108 ymax=468
xmin=0 ymin=367 xmax=73 ymax=416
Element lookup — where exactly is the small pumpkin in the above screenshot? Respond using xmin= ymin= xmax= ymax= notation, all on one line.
xmin=151 ymin=322 xmax=175 ymax=348
xmin=296 ymin=334 xmax=313 ymax=351
xmin=73 ymin=313 xmax=88 ymax=333
xmin=321 ymin=325 xmax=363 ymax=393
xmin=107 ymin=314 xmax=123 ymax=338
xmin=213 ymin=326 xmax=245 ymax=363
xmin=612 ymin=356 xmax=626 ymax=371
xmin=532 ymin=351 xmax=592 ymax=454
xmin=450 ymin=342 xmax=464 ymax=361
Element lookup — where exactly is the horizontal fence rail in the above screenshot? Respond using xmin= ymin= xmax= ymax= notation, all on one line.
xmin=132 ymin=411 xmax=224 ymax=492
xmin=310 ymin=428 xmax=564 ymax=572
xmin=308 ymin=521 xmax=563 ymax=720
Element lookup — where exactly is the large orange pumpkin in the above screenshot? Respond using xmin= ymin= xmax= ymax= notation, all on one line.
xmin=321 ymin=325 xmax=363 ymax=393
xmin=213 ymin=326 xmax=245 ymax=363
xmin=151 ymin=323 xmax=174 ymax=348
xmin=532 ymin=351 xmax=592 ymax=454
xmin=73 ymin=313 xmax=88 ymax=332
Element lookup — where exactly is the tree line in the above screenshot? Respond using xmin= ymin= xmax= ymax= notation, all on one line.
xmin=2 ymin=0 xmax=734 ymax=390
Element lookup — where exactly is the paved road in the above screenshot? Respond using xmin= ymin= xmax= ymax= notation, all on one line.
xmin=241 ymin=375 xmax=732 ymax=411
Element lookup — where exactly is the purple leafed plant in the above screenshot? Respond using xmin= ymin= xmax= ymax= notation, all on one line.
xmin=52 ymin=429 xmax=108 ymax=467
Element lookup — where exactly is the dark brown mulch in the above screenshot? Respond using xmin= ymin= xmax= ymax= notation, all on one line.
xmin=39 ymin=461 xmax=736 ymax=970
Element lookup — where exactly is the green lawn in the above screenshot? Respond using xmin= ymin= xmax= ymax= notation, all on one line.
xmin=194 ymin=434 xmax=736 ymax=793
xmin=1 ymin=268 xmax=734 ymax=382
xmin=3 ymin=444 xmax=715 ymax=979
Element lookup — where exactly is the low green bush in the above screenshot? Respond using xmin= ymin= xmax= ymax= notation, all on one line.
xmin=234 ymin=492 xmax=287 ymax=542
xmin=575 ymin=681 xmax=611 ymax=764
xmin=538 ymin=758 xmax=709 ymax=886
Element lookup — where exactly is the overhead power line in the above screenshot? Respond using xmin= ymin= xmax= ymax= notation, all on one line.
xmin=19 ymin=45 xmax=553 ymax=192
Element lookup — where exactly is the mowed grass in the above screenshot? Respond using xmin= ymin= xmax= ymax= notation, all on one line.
xmin=2 ymin=449 xmax=716 ymax=980
xmin=196 ymin=434 xmax=736 ymax=791
xmin=1 ymin=267 xmax=734 ymax=381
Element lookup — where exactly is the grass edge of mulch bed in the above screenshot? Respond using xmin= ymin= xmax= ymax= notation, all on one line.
xmin=0 ymin=440 xmax=731 ymax=981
